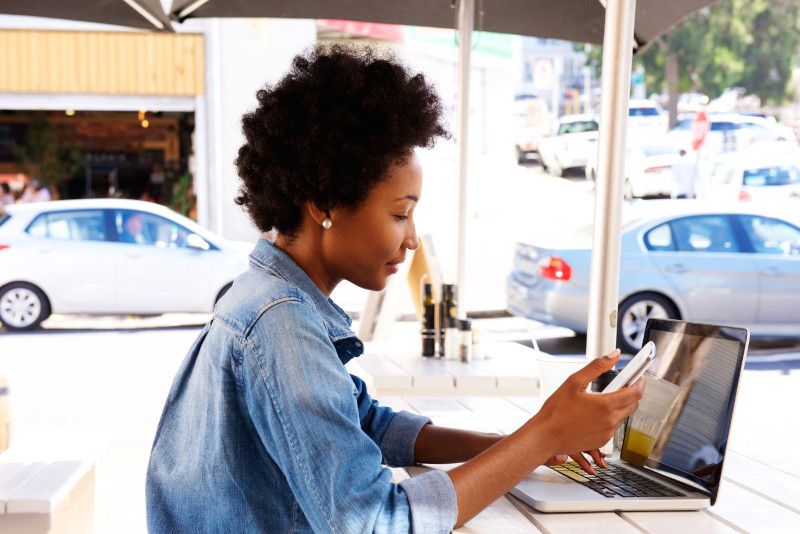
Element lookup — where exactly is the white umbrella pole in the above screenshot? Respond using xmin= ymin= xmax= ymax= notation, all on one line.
xmin=585 ymin=0 xmax=637 ymax=360
xmin=455 ymin=0 xmax=473 ymax=318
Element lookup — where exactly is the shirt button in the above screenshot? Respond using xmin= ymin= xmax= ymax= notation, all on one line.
xmin=354 ymin=341 xmax=362 ymax=347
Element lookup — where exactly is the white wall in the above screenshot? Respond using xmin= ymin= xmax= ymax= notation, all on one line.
xmin=204 ymin=18 xmax=317 ymax=242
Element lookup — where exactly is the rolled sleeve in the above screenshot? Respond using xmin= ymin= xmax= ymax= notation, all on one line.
xmin=380 ymin=411 xmax=432 ymax=467
xmin=400 ymin=470 xmax=458 ymax=533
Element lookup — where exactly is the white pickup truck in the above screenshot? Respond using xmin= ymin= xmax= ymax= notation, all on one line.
xmin=537 ymin=114 xmax=599 ymax=176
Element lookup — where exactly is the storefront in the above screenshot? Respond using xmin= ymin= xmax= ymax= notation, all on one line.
xmin=0 ymin=28 xmax=203 ymax=217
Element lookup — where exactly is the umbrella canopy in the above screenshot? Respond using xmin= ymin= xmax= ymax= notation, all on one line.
xmin=0 ymin=0 xmax=173 ymax=31
xmin=170 ymin=0 xmax=716 ymax=50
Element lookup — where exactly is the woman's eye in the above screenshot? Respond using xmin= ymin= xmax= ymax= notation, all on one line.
xmin=395 ymin=215 xmax=408 ymax=221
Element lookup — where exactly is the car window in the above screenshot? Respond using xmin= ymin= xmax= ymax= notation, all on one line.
xmin=26 ymin=210 xmax=107 ymax=241
xmin=739 ymin=215 xmax=800 ymax=255
xmin=115 ymin=210 xmax=192 ymax=249
xmin=644 ymin=223 xmax=675 ymax=251
xmin=709 ymin=121 xmax=741 ymax=131
xmin=668 ymin=215 xmax=739 ymax=253
xmin=558 ymin=120 xmax=598 ymax=135
xmin=742 ymin=165 xmax=800 ymax=187
xmin=641 ymin=144 xmax=682 ymax=157
xmin=629 ymin=107 xmax=660 ymax=117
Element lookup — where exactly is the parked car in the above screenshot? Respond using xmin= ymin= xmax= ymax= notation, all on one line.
xmin=697 ymin=144 xmax=800 ymax=202
xmin=513 ymin=96 xmax=552 ymax=163
xmin=627 ymin=99 xmax=668 ymax=136
xmin=666 ymin=113 xmax=755 ymax=156
xmin=0 ymin=199 xmax=253 ymax=331
xmin=537 ymin=114 xmax=599 ymax=176
xmin=736 ymin=114 xmax=798 ymax=144
xmin=506 ymin=201 xmax=800 ymax=354
xmin=585 ymin=137 xmax=685 ymax=200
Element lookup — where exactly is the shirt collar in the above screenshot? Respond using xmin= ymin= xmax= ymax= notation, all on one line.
xmin=249 ymin=237 xmax=356 ymax=344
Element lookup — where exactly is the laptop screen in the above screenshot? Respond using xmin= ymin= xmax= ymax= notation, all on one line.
xmin=619 ymin=319 xmax=749 ymax=504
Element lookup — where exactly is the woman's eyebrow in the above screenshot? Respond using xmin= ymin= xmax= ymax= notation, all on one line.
xmin=394 ymin=195 xmax=419 ymax=202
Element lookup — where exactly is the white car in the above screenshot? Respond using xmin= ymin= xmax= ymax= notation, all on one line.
xmin=585 ymin=138 xmax=686 ymax=200
xmin=537 ymin=114 xmax=599 ymax=176
xmin=666 ymin=113 xmax=755 ymax=156
xmin=627 ymin=99 xmax=668 ymax=136
xmin=0 ymin=199 xmax=254 ymax=330
xmin=697 ymin=144 xmax=800 ymax=203
xmin=737 ymin=115 xmax=797 ymax=144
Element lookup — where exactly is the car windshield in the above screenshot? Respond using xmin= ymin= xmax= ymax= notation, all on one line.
xmin=558 ymin=120 xmax=598 ymax=134
xmin=629 ymin=108 xmax=660 ymax=117
xmin=743 ymin=165 xmax=800 ymax=186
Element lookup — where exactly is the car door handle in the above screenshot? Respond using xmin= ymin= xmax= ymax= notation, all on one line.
xmin=666 ymin=263 xmax=687 ymax=273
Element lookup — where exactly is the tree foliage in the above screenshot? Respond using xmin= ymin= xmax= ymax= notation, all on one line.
xmin=13 ymin=112 xmax=84 ymax=189
xmin=586 ymin=0 xmax=800 ymax=107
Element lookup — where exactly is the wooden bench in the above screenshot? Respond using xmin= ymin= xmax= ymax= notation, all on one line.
xmin=0 ymin=456 xmax=95 ymax=534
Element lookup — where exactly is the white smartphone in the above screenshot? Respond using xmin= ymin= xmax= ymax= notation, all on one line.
xmin=602 ymin=341 xmax=655 ymax=393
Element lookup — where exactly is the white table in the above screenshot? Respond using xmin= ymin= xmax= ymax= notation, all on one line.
xmin=347 ymin=341 xmax=542 ymax=397
xmin=382 ymin=395 xmax=800 ymax=533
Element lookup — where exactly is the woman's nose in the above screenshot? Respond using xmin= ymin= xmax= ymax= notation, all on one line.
xmin=404 ymin=224 xmax=420 ymax=251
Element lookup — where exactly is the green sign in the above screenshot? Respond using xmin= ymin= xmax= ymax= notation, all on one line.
xmin=406 ymin=26 xmax=513 ymax=59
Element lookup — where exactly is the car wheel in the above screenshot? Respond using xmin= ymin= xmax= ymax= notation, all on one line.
xmin=617 ymin=292 xmax=678 ymax=355
xmin=0 ymin=282 xmax=51 ymax=331
xmin=537 ymin=152 xmax=548 ymax=170
xmin=549 ymin=158 xmax=564 ymax=177
xmin=515 ymin=146 xmax=525 ymax=164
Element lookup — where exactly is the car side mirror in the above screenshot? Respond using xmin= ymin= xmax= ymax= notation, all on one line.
xmin=186 ymin=233 xmax=210 ymax=250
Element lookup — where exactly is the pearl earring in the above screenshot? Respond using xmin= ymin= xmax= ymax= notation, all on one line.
xmin=322 ymin=219 xmax=332 ymax=229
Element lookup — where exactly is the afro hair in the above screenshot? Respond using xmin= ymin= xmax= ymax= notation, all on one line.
xmin=234 ymin=43 xmax=450 ymax=235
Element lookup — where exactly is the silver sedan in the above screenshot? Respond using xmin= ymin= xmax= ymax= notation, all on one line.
xmin=506 ymin=201 xmax=800 ymax=354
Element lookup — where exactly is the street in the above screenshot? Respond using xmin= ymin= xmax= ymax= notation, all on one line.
xmin=1 ymin=159 xmax=799 ymax=533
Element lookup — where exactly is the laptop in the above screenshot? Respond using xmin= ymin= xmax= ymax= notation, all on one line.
xmin=511 ymin=318 xmax=749 ymax=512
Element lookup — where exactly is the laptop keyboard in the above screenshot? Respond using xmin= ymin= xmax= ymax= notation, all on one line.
xmin=549 ymin=461 xmax=686 ymax=498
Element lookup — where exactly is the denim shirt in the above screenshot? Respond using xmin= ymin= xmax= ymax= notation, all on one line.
xmin=146 ymin=238 xmax=458 ymax=533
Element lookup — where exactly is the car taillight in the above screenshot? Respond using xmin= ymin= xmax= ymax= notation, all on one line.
xmin=539 ymin=256 xmax=572 ymax=281
xmin=739 ymin=189 xmax=752 ymax=202
xmin=0 ymin=244 xmax=9 ymax=251
xmin=645 ymin=165 xmax=671 ymax=173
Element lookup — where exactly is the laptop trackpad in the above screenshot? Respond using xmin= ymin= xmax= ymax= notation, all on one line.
xmin=512 ymin=466 xmax=604 ymax=504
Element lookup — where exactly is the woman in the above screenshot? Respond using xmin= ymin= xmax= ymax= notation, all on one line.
xmin=146 ymin=43 xmax=642 ymax=533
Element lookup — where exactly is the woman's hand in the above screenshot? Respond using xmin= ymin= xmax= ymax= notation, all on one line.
xmin=531 ymin=350 xmax=645 ymax=463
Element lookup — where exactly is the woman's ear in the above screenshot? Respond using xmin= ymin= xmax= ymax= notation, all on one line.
xmin=306 ymin=201 xmax=330 ymax=227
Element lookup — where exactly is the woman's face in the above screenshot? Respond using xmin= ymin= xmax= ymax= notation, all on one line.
xmin=322 ymin=153 xmax=422 ymax=292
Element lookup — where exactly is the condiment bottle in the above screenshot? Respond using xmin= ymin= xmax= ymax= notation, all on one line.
xmin=420 ymin=277 xmax=436 ymax=357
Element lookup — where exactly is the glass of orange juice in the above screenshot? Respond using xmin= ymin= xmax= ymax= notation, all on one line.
xmin=622 ymin=374 xmax=683 ymax=465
